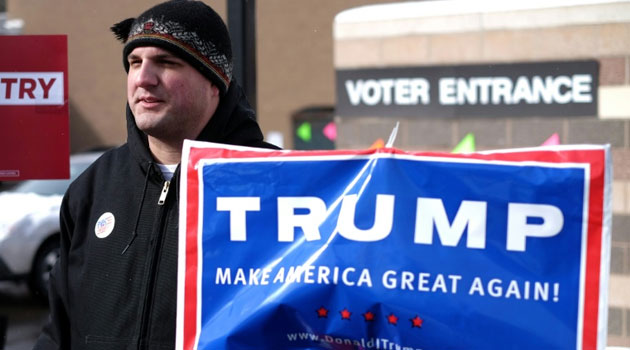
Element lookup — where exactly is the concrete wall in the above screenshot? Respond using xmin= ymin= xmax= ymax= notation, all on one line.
xmin=334 ymin=1 xmax=630 ymax=346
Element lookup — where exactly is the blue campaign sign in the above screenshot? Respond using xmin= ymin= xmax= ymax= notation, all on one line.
xmin=177 ymin=142 xmax=611 ymax=350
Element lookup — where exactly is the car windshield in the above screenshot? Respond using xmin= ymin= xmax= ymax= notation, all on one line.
xmin=11 ymin=161 xmax=93 ymax=196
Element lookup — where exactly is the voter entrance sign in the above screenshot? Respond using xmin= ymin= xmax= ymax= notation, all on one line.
xmin=0 ymin=35 xmax=69 ymax=180
xmin=177 ymin=142 xmax=611 ymax=350
xmin=336 ymin=61 xmax=599 ymax=118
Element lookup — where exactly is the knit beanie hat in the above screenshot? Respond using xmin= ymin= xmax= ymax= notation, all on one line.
xmin=111 ymin=0 xmax=233 ymax=95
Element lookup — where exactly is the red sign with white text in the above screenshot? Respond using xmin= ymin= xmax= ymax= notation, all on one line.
xmin=0 ymin=35 xmax=69 ymax=180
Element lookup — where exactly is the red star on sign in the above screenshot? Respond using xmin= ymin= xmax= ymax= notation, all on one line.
xmin=411 ymin=315 xmax=424 ymax=328
xmin=340 ymin=308 xmax=351 ymax=320
xmin=316 ymin=307 xmax=328 ymax=318
xmin=363 ymin=311 xmax=375 ymax=322
xmin=387 ymin=313 xmax=398 ymax=325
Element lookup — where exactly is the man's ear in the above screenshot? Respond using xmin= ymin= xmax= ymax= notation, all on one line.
xmin=211 ymin=85 xmax=220 ymax=97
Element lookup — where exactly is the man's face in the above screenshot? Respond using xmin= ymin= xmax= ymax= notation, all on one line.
xmin=127 ymin=46 xmax=219 ymax=144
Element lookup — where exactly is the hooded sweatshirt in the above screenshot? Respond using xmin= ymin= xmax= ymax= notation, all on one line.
xmin=34 ymin=82 xmax=278 ymax=350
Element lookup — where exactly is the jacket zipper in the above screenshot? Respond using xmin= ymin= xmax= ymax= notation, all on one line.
xmin=137 ymin=180 xmax=171 ymax=349
xmin=158 ymin=181 xmax=170 ymax=205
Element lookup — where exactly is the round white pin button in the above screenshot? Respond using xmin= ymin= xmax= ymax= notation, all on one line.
xmin=95 ymin=212 xmax=115 ymax=238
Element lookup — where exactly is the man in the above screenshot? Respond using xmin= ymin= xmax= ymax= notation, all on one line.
xmin=35 ymin=1 xmax=278 ymax=348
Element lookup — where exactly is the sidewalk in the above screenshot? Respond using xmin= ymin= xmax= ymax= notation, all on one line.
xmin=0 ymin=282 xmax=48 ymax=350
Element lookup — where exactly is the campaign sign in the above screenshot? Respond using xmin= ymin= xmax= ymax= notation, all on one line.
xmin=0 ymin=35 xmax=69 ymax=180
xmin=177 ymin=142 xmax=611 ymax=350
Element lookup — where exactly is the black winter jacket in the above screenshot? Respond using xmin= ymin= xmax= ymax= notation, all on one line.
xmin=34 ymin=83 xmax=278 ymax=349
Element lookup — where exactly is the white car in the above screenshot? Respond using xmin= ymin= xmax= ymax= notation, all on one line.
xmin=0 ymin=151 xmax=103 ymax=298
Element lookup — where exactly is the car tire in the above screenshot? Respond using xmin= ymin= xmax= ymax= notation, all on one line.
xmin=28 ymin=236 xmax=60 ymax=300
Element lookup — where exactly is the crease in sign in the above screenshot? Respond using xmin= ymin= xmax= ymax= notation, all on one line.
xmin=0 ymin=72 xmax=64 ymax=106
